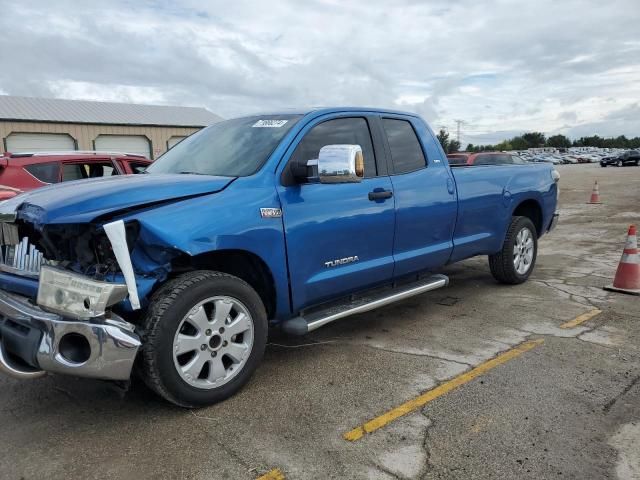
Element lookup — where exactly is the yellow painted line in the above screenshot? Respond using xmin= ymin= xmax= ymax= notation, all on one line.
xmin=560 ymin=309 xmax=601 ymax=329
xmin=343 ymin=339 xmax=544 ymax=442
xmin=257 ymin=468 xmax=285 ymax=480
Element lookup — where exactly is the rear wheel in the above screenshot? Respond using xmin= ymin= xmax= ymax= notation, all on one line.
xmin=141 ymin=271 xmax=268 ymax=408
xmin=489 ymin=216 xmax=538 ymax=284
xmin=617 ymin=160 xmax=623 ymax=167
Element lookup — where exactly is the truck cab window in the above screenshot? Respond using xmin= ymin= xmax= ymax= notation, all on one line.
xmin=382 ymin=118 xmax=427 ymax=174
xmin=291 ymin=117 xmax=377 ymax=178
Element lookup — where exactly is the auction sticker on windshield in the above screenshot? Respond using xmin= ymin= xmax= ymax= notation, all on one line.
xmin=252 ymin=119 xmax=289 ymax=128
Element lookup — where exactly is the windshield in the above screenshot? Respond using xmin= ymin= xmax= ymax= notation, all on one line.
xmin=148 ymin=114 xmax=302 ymax=177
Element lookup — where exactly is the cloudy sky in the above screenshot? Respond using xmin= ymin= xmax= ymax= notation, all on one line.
xmin=0 ymin=0 xmax=638 ymax=145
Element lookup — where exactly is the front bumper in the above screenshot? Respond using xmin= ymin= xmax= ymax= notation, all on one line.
xmin=0 ymin=289 xmax=141 ymax=381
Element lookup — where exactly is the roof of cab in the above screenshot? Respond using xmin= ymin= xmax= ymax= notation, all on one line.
xmin=245 ymin=106 xmax=422 ymax=119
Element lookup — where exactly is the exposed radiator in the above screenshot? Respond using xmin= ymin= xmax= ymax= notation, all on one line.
xmin=0 ymin=237 xmax=45 ymax=277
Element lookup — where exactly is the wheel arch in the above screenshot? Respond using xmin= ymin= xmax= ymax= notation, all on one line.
xmin=171 ymin=249 xmax=277 ymax=319
xmin=512 ymin=199 xmax=543 ymax=237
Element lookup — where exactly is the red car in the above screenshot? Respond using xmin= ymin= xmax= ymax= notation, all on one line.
xmin=0 ymin=151 xmax=152 ymax=199
xmin=447 ymin=152 xmax=525 ymax=166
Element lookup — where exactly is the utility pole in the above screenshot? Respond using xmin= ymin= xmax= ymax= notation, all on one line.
xmin=454 ymin=119 xmax=463 ymax=143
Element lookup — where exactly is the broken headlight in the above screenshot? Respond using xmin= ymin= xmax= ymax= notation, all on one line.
xmin=37 ymin=265 xmax=128 ymax=320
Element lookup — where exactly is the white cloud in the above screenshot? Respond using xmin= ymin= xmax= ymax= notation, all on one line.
xmin=0 ymin=0 xmax=639 ymax=144
xmin=47 ymin=81 xmax=169 ymax=105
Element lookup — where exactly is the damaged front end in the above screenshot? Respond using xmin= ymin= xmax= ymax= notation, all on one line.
xmin=0 ymin=174 xmax=235 ymax=383
xmin=0 ymin=210 xmax=149 ymax=381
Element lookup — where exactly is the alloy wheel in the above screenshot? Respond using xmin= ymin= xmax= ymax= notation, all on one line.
xmin=172 ymin=296 xmax=254 ymax=389
xmin=513 ymin=227 xmax=534 ymax=275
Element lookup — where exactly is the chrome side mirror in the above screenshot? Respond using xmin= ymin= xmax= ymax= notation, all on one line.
xmin=317 ymin=145 xmax=364 ymax=184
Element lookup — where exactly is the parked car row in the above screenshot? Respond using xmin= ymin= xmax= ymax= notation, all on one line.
xmin=447 ymin=149 xmax=640 ymax=167
xmin=0 ymin=151 xmax=152 ymax=199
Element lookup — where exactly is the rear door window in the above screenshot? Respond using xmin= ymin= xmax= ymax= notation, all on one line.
xmin=382 ymin=119 xmax=427 ymax=174
xmin=24 ymin=162 xmax=60 ymax=183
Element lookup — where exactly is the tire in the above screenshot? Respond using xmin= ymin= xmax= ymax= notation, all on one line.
xmin=617 ymin=160 xmax=623 ymax=167
xmin=600 ymin=163 xmax=606 ymax=168
xmin=635 ymin=160 xmax=639 ymax=166
xmin=489 ymin=216 xmax=538 ymax=285
xmin=140 ymin=271 xmax=268 ymax=408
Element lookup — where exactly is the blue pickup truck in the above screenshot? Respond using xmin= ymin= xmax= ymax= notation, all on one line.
xmin=0 ymin=108 xmax=559 ymax=406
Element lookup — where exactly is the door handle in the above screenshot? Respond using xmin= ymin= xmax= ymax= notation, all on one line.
xmin=447 ymin=177 xmax=455 ymax=195
xmin=368 ymin=189 xmax=393 ymax=201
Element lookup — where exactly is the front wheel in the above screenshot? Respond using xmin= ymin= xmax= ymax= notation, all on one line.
xmin=141 ymin=271 xmax=268 ymax=407
xmin=489 ymin=216 xmax=538 ymax=284
xmin=617 ymin=160 xmax=623 ymax=167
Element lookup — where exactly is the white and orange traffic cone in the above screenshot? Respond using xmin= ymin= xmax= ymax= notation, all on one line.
xmin=604 ymin=225 xmax=640 ymax=296
xmin=588 ymin=180 xmax=602 ymax=204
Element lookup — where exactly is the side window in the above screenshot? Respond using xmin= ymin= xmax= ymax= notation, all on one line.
xmin=474 ymin=154 xmax=497 ymax=165
xmin=62 ymin=162 xmax=115 ymax=181
xmin=291 ymin=117 xmax=377 ymax=178
xmin=447 ymin=155 xmax=468 ymax=166
xmin=24 ymin=162 xmax=60 ymax=183
xmin=382 ymin=119 xmax=427 ymax=174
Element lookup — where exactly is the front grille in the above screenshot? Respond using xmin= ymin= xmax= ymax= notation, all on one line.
xmin=1 ymin=224 xmax=46 ymax=277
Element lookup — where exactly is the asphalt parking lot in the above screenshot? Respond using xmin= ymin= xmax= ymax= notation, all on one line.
xmin=1 ymin=163 xmax=638 ymax=480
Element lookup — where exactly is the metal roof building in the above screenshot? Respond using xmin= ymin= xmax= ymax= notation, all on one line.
xmin=0 ymin=95 xmax=222 ymax=159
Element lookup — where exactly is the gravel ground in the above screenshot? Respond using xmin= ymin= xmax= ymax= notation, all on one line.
xmin=0 ymin=162 xmax=638 ymax=480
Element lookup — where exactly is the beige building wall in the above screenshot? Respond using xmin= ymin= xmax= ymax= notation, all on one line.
xmin=0 ymin=121 xmax=202 ymax=159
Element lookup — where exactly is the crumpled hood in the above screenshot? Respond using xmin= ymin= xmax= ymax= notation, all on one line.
xmin=0 ymin=173 xmax=235 ymax=226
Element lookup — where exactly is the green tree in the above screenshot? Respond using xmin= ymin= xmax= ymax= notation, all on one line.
xmin=495 ymin=140 xmax=513 ymax=151
xmin=436 ymin=129 xmax=449 ymax=152
xmin=575 ymin=135 xmax=604 ymax=148
xmin=546 ymin=134 xmax=571 ymax=148
xmin=465 ymin=143 xmax=475 ymax=152
xmin=522 ymin=132 xmax=546 ymax=148
xmin=510 ymin=136 xmax=529 ymax=150
xmin=470 ymin=131 xmax=638 ymax=152
xmin=448 ymin=139 xmax=461 ymax=153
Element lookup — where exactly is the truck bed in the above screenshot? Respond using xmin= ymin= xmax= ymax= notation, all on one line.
xmin=449 ymin=163 xmax=558 ymax=263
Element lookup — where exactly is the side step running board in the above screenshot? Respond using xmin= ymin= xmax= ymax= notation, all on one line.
xmin=281 ymin=274 xmax=449 ymax=336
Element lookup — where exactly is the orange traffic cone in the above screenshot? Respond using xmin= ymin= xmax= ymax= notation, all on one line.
xmin=604 ymin=225 xmax=640 ymax=296
xmin=588 ymin=180 xmax=602 ymax=204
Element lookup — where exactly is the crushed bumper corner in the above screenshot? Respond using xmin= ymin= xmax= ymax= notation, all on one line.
xmin=0 ymin=289 xmax=141 ymax=381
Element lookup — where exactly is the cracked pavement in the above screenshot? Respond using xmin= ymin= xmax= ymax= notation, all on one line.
xmin=0 ymin=163 xmax=638 ymax=479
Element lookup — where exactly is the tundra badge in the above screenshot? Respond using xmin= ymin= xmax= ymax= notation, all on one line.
xmin=325 ymin=256 xmax=359 ymax=268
